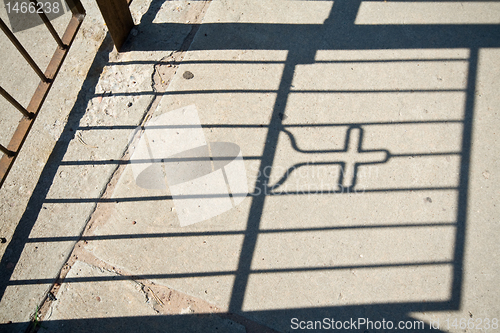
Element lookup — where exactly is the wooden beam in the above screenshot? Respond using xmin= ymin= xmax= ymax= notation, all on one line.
xmin=95 ymin=0 xmax=134 ymax=51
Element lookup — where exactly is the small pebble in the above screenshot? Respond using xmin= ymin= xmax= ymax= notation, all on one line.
xmin=183 ymin=71 xmax=194 ymax=80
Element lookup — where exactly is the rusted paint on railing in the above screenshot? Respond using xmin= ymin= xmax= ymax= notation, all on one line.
xmin=0 ymin=1 xmax=86 ymax=188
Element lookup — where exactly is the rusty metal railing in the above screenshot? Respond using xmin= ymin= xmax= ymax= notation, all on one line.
xmin=0 ymin=0 xmax=86 ymax=188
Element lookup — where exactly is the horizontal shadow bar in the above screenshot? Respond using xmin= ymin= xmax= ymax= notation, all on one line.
xmin=93 ymin=88 xmax=465 ymax=98
xmin=8 ymin=260 xmax=452 ymax=286
xmin=42 ymin=186 xmax=459 ymax=203
xmin=391 ymin=152 xmax=461 ymax=157
xmin=26 ymin=222 xmax=457 ymax=243
xmin=106 ymin=57 xmax=471 ymax=66
xmin=127 ymin=22 xmax=500 ymax=52
xmin=77 ymin=119 xmax=464 ymax=131
xmin=60 ymin=155 xmax=262 ymax=166
xmin=0 ymin=302 xmax=458 ymax=333
xmin=58 ymin=151 xmax=459 ymax=166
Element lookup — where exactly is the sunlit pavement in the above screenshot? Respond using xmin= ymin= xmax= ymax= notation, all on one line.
xmin=1 ymin=1 xmax=499 ymax=332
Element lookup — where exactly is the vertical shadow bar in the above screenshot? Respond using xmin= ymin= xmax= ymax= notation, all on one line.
xmin=228 ymin=51 xmax=300 ymax=313
xmin=228 ymin=0 xmax=362 ymax=313
xmin=450 ymin=47 xmax=478 ymax=308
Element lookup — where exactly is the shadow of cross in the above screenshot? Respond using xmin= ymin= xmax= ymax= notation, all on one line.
xmin=336 ymin=126 xmax=389 ymax=189
xmin=278 ymin=126 xmax=390 ymax=191
xmin=191 ymin=0 xmax=500 ymax=316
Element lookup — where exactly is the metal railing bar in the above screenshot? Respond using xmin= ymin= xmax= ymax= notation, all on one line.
xmin=0 ymin=18 xmax=49 ymax=83
xmin=0 ymin=86 xmax=34 ymax=119
xmin=30 ymin=0 xmax=66 ymax=49
xmin=0 ymin=13 xmax=85 ymax=188
xmin=0 ymin=144 xmax=15 ymax=157
xmin=65 ymin=0 xmax=86 ymax=19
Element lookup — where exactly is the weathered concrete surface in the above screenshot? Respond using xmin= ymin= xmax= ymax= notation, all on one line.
xmin=1 ymin=0 xmax=499 ymax=332
xmin=1 ymin=0 xmax=111 ymax=327
xmin=39 ymin=260 xmax=246 ymax=333
xmin=0 ymin=0 xmax=208 ymax=329
xmin=41 ymin=260 xmax=159 ymax=322
xmin=82 ymin=0 xmax=500 ymax=332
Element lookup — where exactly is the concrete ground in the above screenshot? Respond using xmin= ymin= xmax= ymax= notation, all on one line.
xmin=1 ymin=0 xmax=499 ymax=332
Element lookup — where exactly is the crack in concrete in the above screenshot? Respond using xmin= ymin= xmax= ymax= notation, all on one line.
xmin=26 ymin=1 xmax=278 ymax=332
